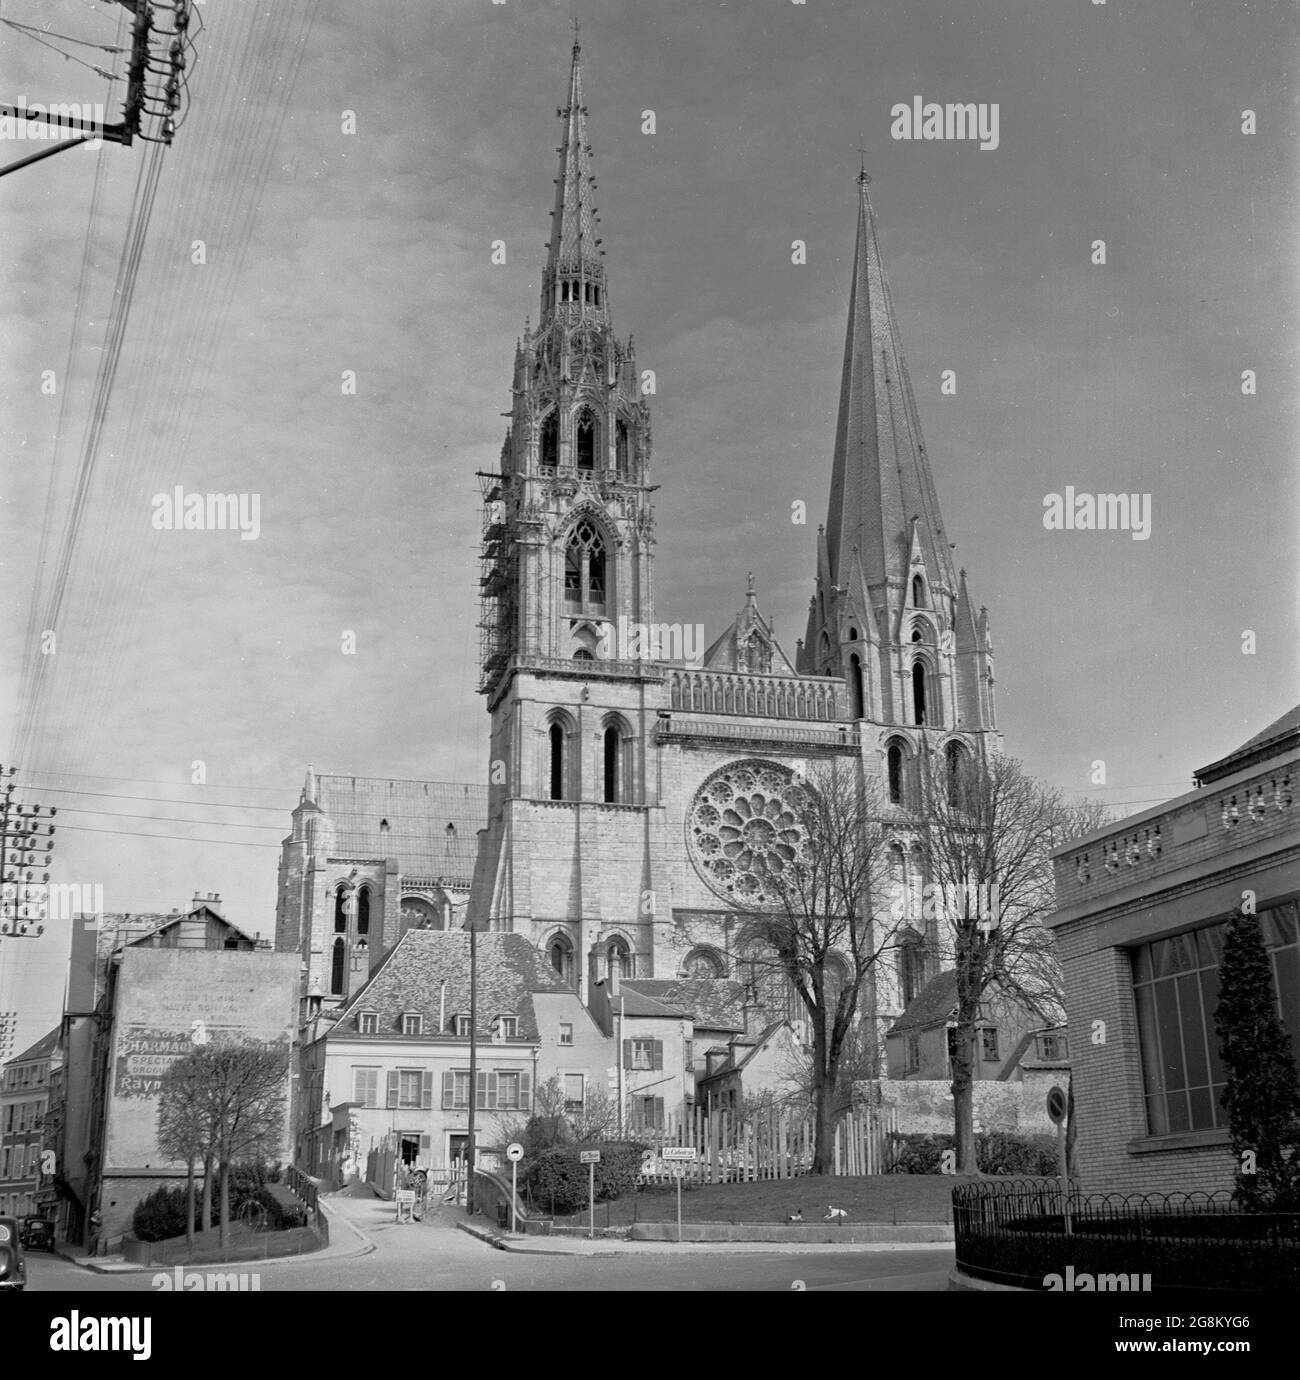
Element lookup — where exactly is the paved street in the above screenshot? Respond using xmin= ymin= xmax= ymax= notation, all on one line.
xmin=25 ymin=1193 xmax=955 ymax=1292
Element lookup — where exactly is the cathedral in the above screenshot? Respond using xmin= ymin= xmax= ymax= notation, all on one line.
xmin=277 ymin=36 xmax=1000 ymax=1045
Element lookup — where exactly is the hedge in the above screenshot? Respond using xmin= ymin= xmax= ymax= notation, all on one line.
xmin=888 ymin=1131 xmax=1058 ymax=1176
xmin=529 ymin=1142 xmax=647 ymax=1215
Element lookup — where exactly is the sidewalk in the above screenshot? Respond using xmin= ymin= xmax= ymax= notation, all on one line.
xmin=456 ymin=1217 xmax=956 ymax=1257
xmin=57 ymin=1193 xmax=375 ymax=1275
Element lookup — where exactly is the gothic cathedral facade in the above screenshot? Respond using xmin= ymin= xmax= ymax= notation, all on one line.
xmin=468 ymin=37 xmax=1001 ymax=1034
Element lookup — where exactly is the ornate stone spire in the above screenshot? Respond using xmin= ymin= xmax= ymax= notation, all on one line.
xmin=823 ymin=174 xmax=956 ymax=598
xmin=541 ymin=31 xmax=608 ymax=327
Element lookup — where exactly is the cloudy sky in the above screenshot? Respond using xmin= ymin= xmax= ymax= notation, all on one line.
xmin=1 ymin=0 xmax=1295 ymax=1046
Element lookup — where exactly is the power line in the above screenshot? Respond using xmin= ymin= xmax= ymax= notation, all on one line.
xmin=50 ymin=820 xmax=281 ymax=848
xmin=16 ymin=783 xmax=291 ymax=812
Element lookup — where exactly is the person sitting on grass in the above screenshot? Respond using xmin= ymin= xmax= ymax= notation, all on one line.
xmin=787 ymin=1209 xmax=803 ymax=1222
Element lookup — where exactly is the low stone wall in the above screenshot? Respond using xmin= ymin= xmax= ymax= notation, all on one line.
xmin=854 ymin=1071 xmax=1069 ymax=1136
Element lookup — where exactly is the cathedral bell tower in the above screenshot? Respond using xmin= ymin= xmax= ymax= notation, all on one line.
xmin=471 ymin=37 xmax=665 ymax=977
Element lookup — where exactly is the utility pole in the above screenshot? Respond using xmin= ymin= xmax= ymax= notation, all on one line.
xmin=0 ymin=766 xmax=58 ymax=938
xmin=0 ymin=1 xmax=198 ymax=179
xmin=465 ymin=917 xmax=477 ymax=1217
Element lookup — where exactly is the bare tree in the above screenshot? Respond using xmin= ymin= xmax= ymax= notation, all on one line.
xmin=160 ymin=1039 xmax=289 ymax=1248
xmin=156 ymin=1057 xmax=210 ymax=1246
xmin=737 ymin=759 xmax=895 ymax=1174
xmin=913 ymin=746 xmax=1110 ymax=1173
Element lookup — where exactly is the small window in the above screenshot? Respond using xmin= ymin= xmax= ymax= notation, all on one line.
xmin=455 ymin=1015 xmax=472 ymax=1038
xmin=495 ymin=1015 xmax=518 ymax=1040
xmin=980 ymin=1028 xmax=999 ymax=1061
xmin=905 ymin=1034 xmax=920 ymax=1074
xmin=358 ymin=1012 xmax=378 ymax=1035
xmin=564 ymin=1073 xmax=584 ymax=1111
xmin=558 ymin=1022 xmax=574 ymax=1046
xmin=402 ymin=1013 xmax=423 ymax=1037
xmin=624 ymin=1037 xmax=663 ymax=1071
xmin=497 ymin=1071 xmax=522 ymax=1110
xmin=397 ymin=1070 xmax=424 ymax=1108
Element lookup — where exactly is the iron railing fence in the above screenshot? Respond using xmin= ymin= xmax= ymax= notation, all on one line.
xmin=952 ymin=1179 xmax=1300 ymax=1292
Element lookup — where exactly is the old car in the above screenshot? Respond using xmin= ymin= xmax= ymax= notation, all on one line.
xmin=20 ymin=1216 xmax=54 ymax=1252
xmin=0 ymin=1217 xmax=27 ymax=1292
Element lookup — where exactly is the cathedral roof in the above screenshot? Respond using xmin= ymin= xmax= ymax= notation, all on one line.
xmin=331 ymin=930 xmax=567 ymax=1042
xmin=823 ymin=175 xmax=958 ymax=599
xmin=702 ymin=576 xmax=797 ymax=675
xmin=307 ymin=774 xmax=488 ymax=878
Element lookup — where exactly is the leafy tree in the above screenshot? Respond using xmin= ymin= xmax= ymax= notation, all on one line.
xmin=1215 ymin=907 xmax=1300 ymax=1210
xmin=913 ymin=749 xmax=1107 ymax=1174
xmin=156 ymin=1057 xmax=209 ymax=1246
xmin=737 ymin=760 xmax=894 ymax=1174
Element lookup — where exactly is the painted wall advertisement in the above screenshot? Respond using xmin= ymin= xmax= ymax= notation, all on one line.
xmin=105 ymin=948 xmax=299 ymax=1170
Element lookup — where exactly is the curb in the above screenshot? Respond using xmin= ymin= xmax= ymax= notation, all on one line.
xmin=53 ymin=1200 xmax=373 ymax=1275
xmin=456 ymin=1218 xmax=958 ymax=1257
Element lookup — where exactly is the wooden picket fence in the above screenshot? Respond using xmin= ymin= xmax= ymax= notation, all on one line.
xmin=635 ymin=1105 xmax=896 ymax=1185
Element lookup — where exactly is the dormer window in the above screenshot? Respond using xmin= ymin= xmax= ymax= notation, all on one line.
xmin=455 ymin=1015 xmax=472 ymax=1038
xmin=494 ymin=1015 xmax=519 ymax=1041
xmin=358 ymin=1012 xmax=378 ymax=1035
xmin=402 ymin=1013 xmax=423 ymax=1037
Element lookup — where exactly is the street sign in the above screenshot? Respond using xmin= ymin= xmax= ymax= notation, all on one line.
xmin=662 ymin=1147 xmax=696 ymax=1161
xmin=579 ymin=1149 xmax=601 ymax=1164
xmin=1046 ymin=1085 xmax=1068 ymax=1125
xmin=395 ymin=1190 xmax=415 ymax=1203
xmin=505 ymin=1142 xmax=524 ymax=1163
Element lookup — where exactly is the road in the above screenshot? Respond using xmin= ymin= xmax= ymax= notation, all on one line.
xmin=23 ymin=1195 xmax=955 ymax=1293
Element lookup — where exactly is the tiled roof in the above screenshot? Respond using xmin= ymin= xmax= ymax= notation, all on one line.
xmin=332 ymin=930 xmax=567 ymax=1042
xmin=609 ymin=988 xmax=690 ymax=1019
xmin=1195 ymin=704 xmax=1300 ymax=785
xmin=5 ymin=1025 xmax=61 ymax=1067
xmin=887 ymin=970 xmax=959 ymax=1035
xmin=309 ymin=775 xmax=488 ymax=877
xmin=622 ymin=978 xmax=748 ymax=1032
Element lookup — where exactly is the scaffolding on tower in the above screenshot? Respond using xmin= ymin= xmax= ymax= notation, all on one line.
xmin=477 ymin=472 xmax=517 ymax=695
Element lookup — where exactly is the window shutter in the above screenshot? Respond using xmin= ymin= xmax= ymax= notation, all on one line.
xmin=420 ymin=1134 xmax=431 ymax=1151
xmin=654 ymin=1097 xmax=665 ymax=1130
xmin=622 ymin=1039 xmax=632 ymax=1070
xmin=441 ymin=1072 xmax=454 ymax=1109
xmin=421 ymin=1071 xmax=434 ymax=1109
xmin=487 ymin=1071 xmax=499 ymax=1110
xmin=476 ymin=1069 xmax=488 ymax=1110
xmin=652 ymin=1039 xmax=663 ymax=1071
xmin=519 ymin=1071 xmax=531 ymax=1111
xmin=386 ymin=1071 xmax=399 ymax=1108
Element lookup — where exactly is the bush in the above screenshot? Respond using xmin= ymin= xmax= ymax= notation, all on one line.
xmin=529 ymin=1142 xmax=647 ymax=1215
xmin=254 ymin=1185 xmax=307 ymax=1230
xmin=133 ymin=1186 xmax=191 ymax=1242
xmin=888 ymin=1131 xmax=1060 ymax=1175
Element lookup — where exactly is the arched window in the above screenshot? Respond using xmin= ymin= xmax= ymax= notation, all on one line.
xmin=848 ymin=627 xmax=858 ymax=640
xmin=333 ymin=887 xmax=347 ymax=933
xmin=564 ymin=520 xmax=606 ymax=611
xmin=823 ymin=954 xmax=848 ymax=1017
xmin=681 ymin=948 xmax=724 ymax=979
xmin=573 ymin=648 xmax=594 ymax=661
xmin=849 ymin=653 xmax=864 ymax=719
xmin=540 ymin=412 xmax=558 ymax=470
xmin=946 ymin=741 xmax=969 ymax=808
xmin=912 ymin=575 xmax=925 ymax=607
xmin=606 ymin=936 xmax=632 ymax=981
xmin=912 ymin=662 xmax=928 ymax=726
xmin=887 ymin=742 xmax=904 ymax=805
xmin=911 ymin=627 xmax=922 ymax=643
xmin=615 ymin=419 xmax=629 ymax=472
xmin=899 ymin=933 xmax=925 ymax=1007
xmin=549 ymin=934 xmax=575 ymax=986
xmin=330 ymin=937 xmax=346 ymax=995
xmin=576 ymin=409 xmax=596 ymax=470
xmin=549 ymin=721 xmax=566 ymax=801
xmin=603 ymin=726 xmax=621 ymax=803
xmin=356 ymin=886 xmax=370 ymax=937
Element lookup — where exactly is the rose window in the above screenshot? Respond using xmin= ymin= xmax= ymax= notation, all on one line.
xmin=687 ymin=759 xmax=811 ymax=906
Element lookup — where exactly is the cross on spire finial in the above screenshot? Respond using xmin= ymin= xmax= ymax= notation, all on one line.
xmin=856 ymin=136 xmax=871 ymax=190
xmin=571 ymin=15 xmax=581 ymax=50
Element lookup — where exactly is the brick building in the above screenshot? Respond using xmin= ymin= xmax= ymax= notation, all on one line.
xmin=1047 ymin=705 xmax=1299 ymax=1194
